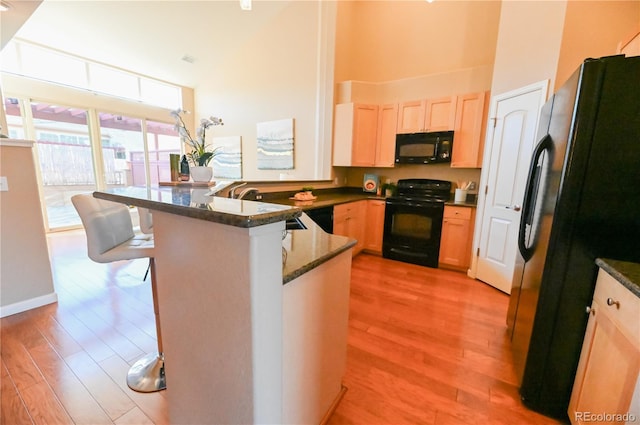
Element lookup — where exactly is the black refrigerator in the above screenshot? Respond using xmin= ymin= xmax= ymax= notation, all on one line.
xmin=506 ymin=55 xmax=640 ymax=420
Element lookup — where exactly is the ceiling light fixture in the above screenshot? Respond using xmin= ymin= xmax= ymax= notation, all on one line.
xmin=240 ymin=0 xmax=251 ymax=11
xmin=0 ymin=2 xmax=11 ymax=12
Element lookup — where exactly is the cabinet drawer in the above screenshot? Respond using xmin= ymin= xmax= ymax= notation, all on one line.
xmin=443 ymin=206 xmax=472 ymax=220
xmin=593 ymin=269 xmax=640 ymax=347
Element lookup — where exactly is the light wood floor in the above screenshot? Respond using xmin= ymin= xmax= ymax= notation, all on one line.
xmin=1 ymin=230 xmax=561 ymax=425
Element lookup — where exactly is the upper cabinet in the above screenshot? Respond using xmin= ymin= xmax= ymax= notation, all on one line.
xmin=398 ymin=96 xmax=458 ymax=134
xmin=334 ymin=90 xmax=488 ymax=168
xmin=375 ymin=103 xmax=398 ymax=167
xmin=451 ymin=91 xmax=488 ymax=168
xmin=333 ymin=102 xmax=397 ymax=167
xmin=425 ymin=96 xmax=458 ymax=132
xmin=396 ymin=100 xmax=426 ymax=134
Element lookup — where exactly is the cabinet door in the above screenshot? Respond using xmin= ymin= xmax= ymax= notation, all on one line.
xmin=439 ymin=206 xmax=475 ymax=270
xmin=333 ymin=201 xmax=366 ymax=256
xmin=439 ymin=218 xmax=470 ymax=268
xmin=451 ymin=91 xmax=487 ymax=168
xmin=332 ymin=103 xmax=378 ymax=167
xmin=349 ymin=201 xmax=366 ymax=254
xmin=568 ymin=270 xmax=640 ymax=425
xmin=397 ymin=100 xmax=426 ymax=134
xmin=425 ymin=96 xmax=457 ymax=131
xmin=333 ymin=204 xmax=350 ymax=237
xmin=352 ymin=104 xmax=378 ymax=166
xmin=364 ymin=200 xmax=385 ymax=254
xmin=375 ymin=104 xmax=398 ymax=167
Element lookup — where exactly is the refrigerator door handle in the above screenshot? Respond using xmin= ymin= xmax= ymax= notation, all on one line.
xmin=518 ymin=134 xmax=553 ymax=262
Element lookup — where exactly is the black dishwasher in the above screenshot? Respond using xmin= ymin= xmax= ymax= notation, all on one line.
xmin=306 ymin=206 xmax=333 ymax=234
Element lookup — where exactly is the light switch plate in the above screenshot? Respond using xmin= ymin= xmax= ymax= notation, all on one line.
xmin=0 ymin=176 xmax=8 ymax=192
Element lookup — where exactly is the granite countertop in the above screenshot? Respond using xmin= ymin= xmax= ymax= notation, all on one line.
xmin=264 ymin=187 xmax=478 ymax=210
xmin=94 ymin=186 xmax=301 ymax=228
xmin=596 ymin=258 xmax=640 ymax=298
xmin=264 ymin=188 xmax=384 ymax=211
xmin=94 ymin=186 xmax=356 ymax=284
xmin=282 ymin=213 xmax=356 ymax=284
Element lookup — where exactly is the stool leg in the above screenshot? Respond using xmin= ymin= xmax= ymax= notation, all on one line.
xmin=127 ymin=258 xmax=166 ymax=392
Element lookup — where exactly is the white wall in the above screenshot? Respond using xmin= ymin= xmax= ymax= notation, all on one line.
xmin=194 ymin=1 xmax=336 ymax=182
xmin=490 ymin=1 xmax=567 ymax=97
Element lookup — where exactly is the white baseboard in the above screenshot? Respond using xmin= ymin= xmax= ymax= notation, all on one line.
xmin=0 ymin=292 xmax=58 ymax=318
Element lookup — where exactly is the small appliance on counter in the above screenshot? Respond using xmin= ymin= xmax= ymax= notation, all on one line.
xmin=363 ymin=174 xmax=379 ymax=193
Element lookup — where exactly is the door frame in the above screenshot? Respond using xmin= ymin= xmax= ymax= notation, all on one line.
xmin=467 ymin=80 xmax=549 ymax=284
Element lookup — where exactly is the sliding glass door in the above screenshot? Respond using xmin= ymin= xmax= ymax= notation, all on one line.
xmin=29 ymin=101 xmax=96 ymax=230
xmin=4 ymin=97 xmax=182 ymax=231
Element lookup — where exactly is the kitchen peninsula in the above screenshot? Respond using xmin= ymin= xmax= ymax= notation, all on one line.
xmin=94 ymin=186 xmax=355 ymax=424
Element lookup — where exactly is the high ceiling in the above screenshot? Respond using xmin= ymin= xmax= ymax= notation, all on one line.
xmin=9 ymin=0 xmax=290 ymax=88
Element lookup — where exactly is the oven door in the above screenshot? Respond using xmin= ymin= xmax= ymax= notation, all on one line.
xmin=383 ymin=198 xmax=445 ymax=267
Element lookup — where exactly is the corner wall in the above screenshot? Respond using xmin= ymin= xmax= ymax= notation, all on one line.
xmin=0 ymin=140 xmax=56 ymax=317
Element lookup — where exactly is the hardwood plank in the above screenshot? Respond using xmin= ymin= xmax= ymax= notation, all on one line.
xmin=19 ymin=380 xmax=74 ymax=425
xmin=27 ymin=342 xmax=113 ymax=425
xmin=114 ymin=407 xmax=155 ymax=425
xmin=1 ymin=359 xmax=33 ymax=424
xmin=98 ymin=355 xmax=169 ymax=425
xmin=64 ymin=351 xmax=136 ymax=421
xmin=0 ymin=332 xmax=44 ymax=392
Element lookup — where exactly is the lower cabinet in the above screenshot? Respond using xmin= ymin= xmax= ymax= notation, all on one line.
xmin=438 ymin=205 xmax=475 ymax=271
xmin=364 ymin=199 xmax=385 ymax=254
xmin=568 ymin=268 xmax=640 ymax=425
xmin=333 ymin=200 xmax=366 ymax=256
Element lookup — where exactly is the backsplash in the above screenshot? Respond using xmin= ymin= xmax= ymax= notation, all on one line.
xmin=343 ymin=164 xmax=482 ymax=194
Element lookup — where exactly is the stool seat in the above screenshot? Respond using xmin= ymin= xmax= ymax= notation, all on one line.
xmin=72 ymin=194 xmax=166 ymax=393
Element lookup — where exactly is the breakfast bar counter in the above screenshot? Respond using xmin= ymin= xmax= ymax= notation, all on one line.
xmin=94 ymin=186 xmax=355 ymax=424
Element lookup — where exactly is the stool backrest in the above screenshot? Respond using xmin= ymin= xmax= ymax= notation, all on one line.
xmin=71 ymin=194 xmax=135 ymax=262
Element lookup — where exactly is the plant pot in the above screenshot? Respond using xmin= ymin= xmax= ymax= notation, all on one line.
xmin=190 ymin=166 xmax=213 ymax=182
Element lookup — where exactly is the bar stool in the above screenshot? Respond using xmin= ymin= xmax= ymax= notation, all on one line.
xmin=71 ymin=194 xmax=166 ymax=392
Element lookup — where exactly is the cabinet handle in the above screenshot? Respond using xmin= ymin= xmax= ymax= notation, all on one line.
xmin=606 ymin=298 xmax=620 ymax=309
xmin=585 ymin=306 xmax=595 ymax=315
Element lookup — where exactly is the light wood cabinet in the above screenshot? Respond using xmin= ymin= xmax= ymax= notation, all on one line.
xmin=425 ymin=96 xmax=457 ymax=132
xmin=333 ymin=103 xmax=397 ymax=167
xmin=364 ymin=200 xmax=385 ymax=254
xmin=375 ymin=104 xmax=398 ymax=167
xmin=333 ymin=201 xmax=366 ymax=256
xmin=568 ymin=268 xmax=640 ymax=425
xmin=396 ymin=100 xmax=426 ymax=134
xmin=451 ymin=91 xmax=488 ymax=168
xmin=438 ymin=205 xmax=475 ymax=271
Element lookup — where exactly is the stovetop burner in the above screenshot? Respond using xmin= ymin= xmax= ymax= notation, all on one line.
xmin=391 ymin=179 xmax=452 ymax=202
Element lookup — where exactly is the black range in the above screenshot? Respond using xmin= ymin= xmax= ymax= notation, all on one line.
xmin=383 ymin=179 xmax=451 ymax=268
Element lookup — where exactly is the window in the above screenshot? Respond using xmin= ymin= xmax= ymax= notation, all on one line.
xmin=1 ymin=39 xmax=182 ymax=109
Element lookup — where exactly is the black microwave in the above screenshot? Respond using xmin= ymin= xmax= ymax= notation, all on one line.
xmin=395 ymin=131 xmax=454 ymax=164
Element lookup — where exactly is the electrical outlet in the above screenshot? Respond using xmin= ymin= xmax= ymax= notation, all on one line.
xmin=468 ymin=181 xmax=477 ymax=191
xmin=0 ymin=176 xmax=8 ymax=192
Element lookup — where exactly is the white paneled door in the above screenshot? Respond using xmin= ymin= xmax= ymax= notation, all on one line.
xmin=475 ymin=81 xmax=548 ymax=293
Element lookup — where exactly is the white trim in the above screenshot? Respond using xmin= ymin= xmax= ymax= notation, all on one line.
xmin=0 ymin=138 xmax=34 ymax=148
xmin=0 ymin=292 xmax=58 ymax=318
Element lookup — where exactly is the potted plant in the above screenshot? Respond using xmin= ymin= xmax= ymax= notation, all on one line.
xmin=381 ymin=181 xmax=397 ymax=197
xmin=171 ymin=108 xmax=224 ymax=182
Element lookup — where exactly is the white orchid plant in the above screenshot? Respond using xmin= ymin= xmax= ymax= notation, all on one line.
xmin=170 ymin=108 xmax=224 ymax=167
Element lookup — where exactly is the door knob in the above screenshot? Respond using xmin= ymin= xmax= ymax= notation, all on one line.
xmin=506 ymin=205 xmax=522 ymax=211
